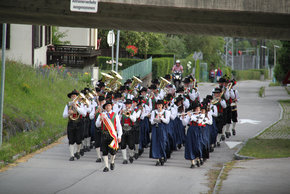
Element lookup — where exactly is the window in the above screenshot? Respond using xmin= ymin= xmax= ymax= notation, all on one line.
xmin=32 ymin=25 xmax=43 ymax=48
xmin=0 ymin=23 xmax=10 ymax=49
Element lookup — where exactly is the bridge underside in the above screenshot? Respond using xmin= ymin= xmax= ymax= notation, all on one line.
xmin=0 ymin=0 xmax=290 ymax=40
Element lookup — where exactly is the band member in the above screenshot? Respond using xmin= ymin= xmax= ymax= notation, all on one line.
xmin=175 ymin=96 xmax=186 ymax=149
xmin=80 ymin=90 xmax=92 ymax=154
xmin=96 ymin=101 xmax=122 ymax=172
xmin=139 ymin=87 xmax=152 ymax=111
xmin=231 ymin=79 xmax=239 ymax=136
xmin=212 ymin=87 xmax=227 ymax=146
xmin=132 ymin=98 xmax=141 ymax=159
xmin=164 ymin=94 xmax=177 ymax=157
xmin=113 ymin=92 xmax=124 ymax=116
xmin=199 ymin=102 xmax=211 ymax=164
xmin=138 ymin=96 xmax=151 ymax=156
xmin=63 ymin=90 xmax=86 ymax=161
xmin=150 ymin=100 xmax=170 ymax=166
xmin=183 ymin=102 xmax=202 ymax=168
xmin=120 ymin=99 xmax=137 ymax=164
xmin=176 ymin=87 xmax=190 ymax=109
xmin=206 ymin=95 xmax=218 ymax=152
xmin=90 ymin=95 xmax=105 ymax=162
xmin=148 ymin=85 xmax=160 ymax=109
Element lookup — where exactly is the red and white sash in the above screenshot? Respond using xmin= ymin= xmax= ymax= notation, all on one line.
xmin=102 ymin=113 xmax=119 ymax=150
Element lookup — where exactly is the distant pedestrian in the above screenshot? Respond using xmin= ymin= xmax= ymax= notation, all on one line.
xmin=209 ymin=69 xmax=215 ymax=83
xmin=216 ymin=68 xmax=223 ymax=81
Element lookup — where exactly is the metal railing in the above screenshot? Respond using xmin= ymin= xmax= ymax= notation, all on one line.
xmin=120 ymin=57 xmax=152 ymax=82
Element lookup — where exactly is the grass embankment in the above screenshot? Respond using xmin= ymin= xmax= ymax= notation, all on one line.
xmin=239 ymin=99 xmax=290 ymax=158
xmin=0 ymin=61 xmax=85 ymax=166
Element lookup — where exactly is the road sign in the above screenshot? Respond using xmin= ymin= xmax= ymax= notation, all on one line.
xmin=70 ymin=0 xmax=98 ymax=13
xmin=107 ymin=30 xmax=115 ymax=47
xmin=193 ymin=51 xmax=203 ymax=61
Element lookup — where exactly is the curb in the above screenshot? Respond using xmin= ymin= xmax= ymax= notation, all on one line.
xmin=212 ymin=165 xmax=225 ymax=194
xmin=234 ymin=100 xmax=284 ymax=160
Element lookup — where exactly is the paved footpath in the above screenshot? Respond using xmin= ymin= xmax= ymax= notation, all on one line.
xmin=219 ymin=83 xmax=290 ymax=194
xmin=0 ymin=80 xmax=288 ymax=194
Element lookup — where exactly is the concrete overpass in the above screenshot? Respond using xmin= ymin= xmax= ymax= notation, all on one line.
xmin=0 ymin=0 xmax=290 ymax=40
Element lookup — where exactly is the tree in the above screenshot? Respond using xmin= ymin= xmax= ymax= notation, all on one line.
xmin=275 ymin=41 xmax=290 ymax=82
xmin=52 ymin=26 xmax=70 ymax=45
xmin=161 ymin=35 xmax=187 ymax=59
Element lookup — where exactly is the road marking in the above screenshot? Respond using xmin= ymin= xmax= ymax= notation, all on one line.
xmin=225 ymin=141 xmax=242 ymax=149
xmin=239 ymin=119 xmax=261 ymax=124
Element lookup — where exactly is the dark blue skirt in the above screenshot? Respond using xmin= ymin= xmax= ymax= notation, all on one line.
xmin=150 ymin=123 xmax=167 ymax=159
xmin=139 ymin=117 xmax=150 ymax=149
xmin=185 ymin=125 xmax=201 ymax=160
xmin=175 ymin=118 xmax=186 ymax=145
xmin=166 ymin=120 xmax=177 ymax=151
xmin=210 ymin=118 xmax=218 ymax=145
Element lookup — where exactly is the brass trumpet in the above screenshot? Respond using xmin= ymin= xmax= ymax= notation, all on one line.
xmin=68 ymin=93 xmax=86 ymax=120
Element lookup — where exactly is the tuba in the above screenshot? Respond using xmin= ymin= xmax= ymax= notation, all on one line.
xmin=129 ymin=76 xmax=142 ymax=94
xmin=159 ymin=77 xmax=171 ymax=93
xmin=108 ymin=70 xmax=123 ymax=90
xmin=68 ymin=93 xmax=86 ymax=120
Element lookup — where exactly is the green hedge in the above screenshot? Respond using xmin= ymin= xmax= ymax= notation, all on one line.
xmin=97 ymin=56 xmax=143 ymax=71
xmin=234 ymin=69 xmax=269 ymax=80
xmin=152 ymin=57 xmax=174 ymax=79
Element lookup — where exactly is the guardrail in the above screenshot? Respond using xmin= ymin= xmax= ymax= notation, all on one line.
xmin=120 ymin=57 xmax=152 ymax=82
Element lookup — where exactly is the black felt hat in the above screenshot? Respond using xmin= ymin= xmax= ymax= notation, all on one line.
xmin=174 ymin=96 xmax=183 ymax=105
xmin=114 ymin=92 xmax=122 ymax=99
xmin=218 ymin=77 xmax=226 ymax=83
xmin=206 ymin=95 xmax=213 ymax=100
xmin=149 ymin=85 xmax=157 ymax=90
xmin=176 ymin=87 xmax=184 ymax=93
xmin=98 ymin=95 xmax=105 ymax=102
xmin=164 ymin=74 xmax=171 ymax=80
xmin=156 ymin=100 xmax=164 ymax=105
xmin=67 ymin=89 xmax=79 ymax=98
xmin=139 ymin=87 xmax=147 ymax=93
xmin=103 ymin=100 xmax=113 ymax=109
xmin=124 ymin=99 xmax=133 ymax=104
xmin=212 ymin=87 xmax=222 ymax=93
xmin=151 ymin=79 xmax=160 ymax=85
xmin=183 ymin=78 xmax=190 ymax=84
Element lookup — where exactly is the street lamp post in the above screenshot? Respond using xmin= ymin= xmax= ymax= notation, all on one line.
xmin=273 ymin=45 xmax=280 ymax=83
xmin=261 ymin=46 xmax=269 ymax=77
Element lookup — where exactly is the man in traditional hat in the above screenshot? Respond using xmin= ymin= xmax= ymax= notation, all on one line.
xmin=63 ymin=90 xmax=86 ymax=161
xmin=96 ymin=101 xmax=122 ymax=172
xmin=90 ymin=95 xmax=105 ymax=162
xmin=120 ymin=99 xmax=137 ymax=164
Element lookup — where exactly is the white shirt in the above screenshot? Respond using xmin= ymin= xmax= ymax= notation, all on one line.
xmin=63 ymin=103 xmax=86 ymax=118
xmin=167 ymin=104 xmax=177 ymax=120
xmin=95 ymin=110 xmax=123 ymax=139
xmin=150 ymin=109 xmax=170 ymax=125
xmin=209 ymin=104 xmax=218 ymax=117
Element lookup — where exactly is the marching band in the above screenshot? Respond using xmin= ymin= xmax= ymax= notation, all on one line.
xmin=63 ymin=70 xmax=239 ymax=172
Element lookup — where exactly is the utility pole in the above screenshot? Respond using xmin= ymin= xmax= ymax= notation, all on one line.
xmin=115 ymin=30 xmax=120 ymax=72
xmin=0 ymin=23 xmax=7 ymax=147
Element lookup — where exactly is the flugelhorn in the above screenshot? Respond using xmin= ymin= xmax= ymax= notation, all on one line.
xmin=68 ymin=93 xmax=86 ymax=120
xmin=159 ymin=77 xmax=171 ymax=90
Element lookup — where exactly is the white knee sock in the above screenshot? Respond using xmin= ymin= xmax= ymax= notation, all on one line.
xmin=96 ymin=147 xmax=101 ymax=159
xmin=222 ymin=126 xmax=226 ymax=135
xmin=103 ymin=156 xmax=109 ymax=168
xmin=135 ymin=144 xmax=139 ymax=154
xmin=129 ymin=149 xmax=134 ymax=158
xmin=81 ymin=140 xmax=85 ymax=148
xmin=226 ymin=124 xmax=231 ymax=133
xmin=232 ymin=122 xmax=237 ymax=130
xmin=73 ymin=143 xmax=77 ymax=154
xmin=76 ymin=144 xmax=81 ymax=153
xmin=69 ymin=144 xmax=75 ymax=157
xmin=191 ymin=160 xmax=195 ymax=165
xmin=110 ymin=155 xmax=116 ymax=164
xmin=121 ymin=149 xmax=127 ymax=160
xmin=86 ymin=137 xmax=91 ymax=147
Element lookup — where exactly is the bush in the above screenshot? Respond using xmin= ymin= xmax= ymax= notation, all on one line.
xmin=152 ymin=57 xmax=174 ymax=79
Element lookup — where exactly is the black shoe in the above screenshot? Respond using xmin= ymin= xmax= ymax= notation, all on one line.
xmin=83 ymin=147 xmax=87 ymax=152
xmin=110 ymin=163 xmax=115 ymax=170
xmin=80 ymin=149 xmax=84 ymax=156
xmin=129 ymin=157 xmax=134 ymax=163
xmin=190 ymin=164 xmax=195 ymax=168
xmin=225 ymin=132 xmax=230 ymax=138
xmin=155 ymin=161 xmax=160 ymax=166
xmin=74 ymin=152 xmax=80 ymax=160
xmin=103 ymin=167 xmax=109 ymax=172
xmin=123 ymin=160 xmax=128 ymax=164
xmin=232 ymin=129 xmax=236 ymax=136
xmin=196 ymin=160 xmax=200 ymax=167
xmin=96 ymin=158 xmax=101 ymax=163
xmin=69 ymin=156 xmax=74 ymax=161
xmin=221 ymin=135 xmax=225 ymax=141
xmin=217 ymin=142 xmax=221 ymax=147
xmin=200 ymin=160 xmax=204 ymax=165
xmin=160 ymin=158 xmax=164 ymax=166
xmin=210 ymin=147 xmax=214 ymax=152
xmin=90 ymin=144 xmax=94 ymax=149
xmin=178 ymin=144 xmax=182 ymax=149
xmin=134 ymin=153 xmax=139 ymax=160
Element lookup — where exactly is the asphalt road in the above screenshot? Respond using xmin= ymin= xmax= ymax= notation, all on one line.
xmin=0 ymin=80 xmax=286 ymax=194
